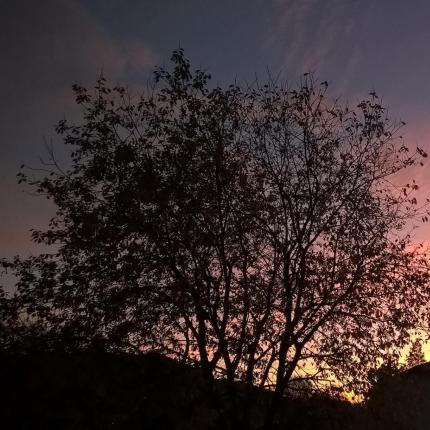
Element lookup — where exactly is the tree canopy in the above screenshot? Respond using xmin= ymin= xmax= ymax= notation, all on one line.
xmin=2 ymin=49 xmax=430 ymax=425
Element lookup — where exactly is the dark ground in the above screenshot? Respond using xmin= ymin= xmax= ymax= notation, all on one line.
xmin=1 ymin=350 xmax=428 ymax=429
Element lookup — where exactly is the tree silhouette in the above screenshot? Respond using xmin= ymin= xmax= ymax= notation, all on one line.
xmin=2 ymin=49 xmax=430 ymax=428
xmin=407 ymin=339 xmax=426 ymax=368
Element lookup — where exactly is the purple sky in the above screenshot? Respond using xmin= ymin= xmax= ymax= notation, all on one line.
xmin=2 ymin=0 xmax=430 ymax=261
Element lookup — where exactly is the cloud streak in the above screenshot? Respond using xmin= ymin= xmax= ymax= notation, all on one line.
xmin=261 ymin=0 xmax=373 ymax=92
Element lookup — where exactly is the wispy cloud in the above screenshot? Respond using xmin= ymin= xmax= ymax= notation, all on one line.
xmin=0 ymin=0 xmax=157 ymax=96
xmin=0 ymin=0 xmax=157 ymax=260
xmin=262 ymin=0 xmax=373 ymax=90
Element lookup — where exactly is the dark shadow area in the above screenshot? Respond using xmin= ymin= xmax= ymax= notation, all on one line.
xmin=1 ymin=350 xmax=363 ymax=430
xmin=367 ymin=362 xmax=430 ymax=430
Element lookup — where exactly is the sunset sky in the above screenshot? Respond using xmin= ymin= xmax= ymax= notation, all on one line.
xmin=3 ymin=0 xmax=430 ymax=261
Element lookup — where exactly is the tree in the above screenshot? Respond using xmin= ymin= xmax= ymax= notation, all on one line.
xmin=406 ymin=339 xmax=426 ymax=368
xmin=2 ymin=49 xmax=430 ymax=428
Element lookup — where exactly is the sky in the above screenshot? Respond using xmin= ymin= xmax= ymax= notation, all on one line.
xmin=3 ymin=0 xmax=430 ymax=261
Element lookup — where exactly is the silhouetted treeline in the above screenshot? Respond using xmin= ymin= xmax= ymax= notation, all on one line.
xmin=1 ymin=350 xmax=364 ymax=430
xmin=367 ymin=362 xmax=430 ymax=430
